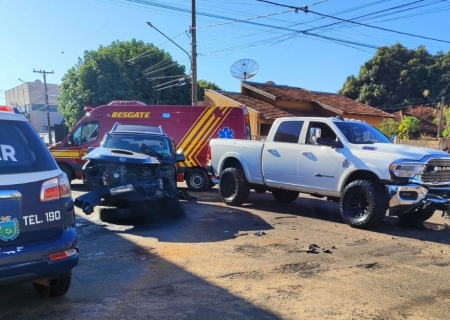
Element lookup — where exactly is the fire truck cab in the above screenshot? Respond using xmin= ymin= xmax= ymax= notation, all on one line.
xmin=48 ymin=101 xmax=250 ymax=191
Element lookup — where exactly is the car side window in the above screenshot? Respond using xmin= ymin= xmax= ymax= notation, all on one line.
xmin=306 ymin=122 xmax=337 ymax=145
xmin=273 ymin=121 xmax=304 ymax=143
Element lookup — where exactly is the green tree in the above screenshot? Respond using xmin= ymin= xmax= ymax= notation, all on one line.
xmin=397 ymin=116 xmax=420 ymax=139
xmin=339 ymin=43 xmax=450 ymax=111
xmin=379 ymin=118 xmax=400 ymax=138
xmin=58 ymin=39 xmax=191 ymax=129
xmin=197 ymin=80 xmax=221 ymax=101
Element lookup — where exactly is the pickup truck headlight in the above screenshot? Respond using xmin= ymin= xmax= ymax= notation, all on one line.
xmin=389 ymin=163 xmax=425 ymax=178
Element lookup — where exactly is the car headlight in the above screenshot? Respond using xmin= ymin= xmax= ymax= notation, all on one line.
xmin=159 ymin=165 xmax=175 ymax=179
xmin=389 ymin=162 xmax=425 ymax=178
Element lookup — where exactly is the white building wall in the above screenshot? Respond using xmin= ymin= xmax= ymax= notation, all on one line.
xmin=5 ymin=79 xmax=63 ymax=133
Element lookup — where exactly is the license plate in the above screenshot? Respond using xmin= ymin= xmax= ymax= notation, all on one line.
xmin=109 ymin=184 xmax=133 ymax=195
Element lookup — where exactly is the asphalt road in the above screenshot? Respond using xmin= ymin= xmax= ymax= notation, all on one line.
xmin=1 ymin=182 xmax=450 ymax=320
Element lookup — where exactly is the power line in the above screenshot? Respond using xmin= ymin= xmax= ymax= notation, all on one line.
xmin=257 ymin=0 xmax=450 ymax=44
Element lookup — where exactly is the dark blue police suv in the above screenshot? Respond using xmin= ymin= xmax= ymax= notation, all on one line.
xmin=0 ymin=105 xmax=78 ymax=297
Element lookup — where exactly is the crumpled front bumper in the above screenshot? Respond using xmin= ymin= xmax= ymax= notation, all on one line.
xmin=386 ymin=184 xmax=450 ymax=214
xmin=74 ymin=180 xmax=166 ymax=215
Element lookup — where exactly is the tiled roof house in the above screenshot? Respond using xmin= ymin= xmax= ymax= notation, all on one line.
xmin=205 ymin=81 xmax=394 ymax=139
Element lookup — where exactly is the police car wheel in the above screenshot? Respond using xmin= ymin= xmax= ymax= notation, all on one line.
xmin=33 ymin=271 xmax=72 ymax=298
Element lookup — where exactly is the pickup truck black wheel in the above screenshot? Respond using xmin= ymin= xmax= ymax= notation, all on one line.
xmin=272 ymin=190 xmax=299 ymax=203
xmin=186 ymin=168 xmax=209 ymax=192
xmin=397 ymin=207 xmax=435 ymax=223
xmin=99 ymin=207 xmax=134 ymax=223
xmin=340 ymin=180 xmax=387 ymax=228
xmin=219 ymin=167 xmax=250 ymax=206
xmin=33 ymin=271 xmax=72 ymax=298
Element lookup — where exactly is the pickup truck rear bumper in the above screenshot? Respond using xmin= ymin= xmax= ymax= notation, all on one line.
xmin=386 ymin=184 xmax=450 ymax=213
xmin=205 ymin=163 xmax=220 ymax=184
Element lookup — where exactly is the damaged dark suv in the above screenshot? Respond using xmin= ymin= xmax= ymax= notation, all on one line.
xmin=74 ymin=123 xmax=186 ymax=222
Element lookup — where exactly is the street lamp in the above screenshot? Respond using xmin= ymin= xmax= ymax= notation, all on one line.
xmin=147 ymin=22 xmax=198 ymax=105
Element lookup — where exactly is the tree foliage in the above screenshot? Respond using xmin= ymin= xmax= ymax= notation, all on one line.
xmin=339 ymin=43 xmax=450 ymax=111
xmin=197 ymin=80 xmax=221 ymax=101
xmin=58 ymin=39 xmax=191 ymax=129
xmin=379 ymin=118 xmax=400 ymax=138
xmin=398 ymin=116 xmax=420 ymax=139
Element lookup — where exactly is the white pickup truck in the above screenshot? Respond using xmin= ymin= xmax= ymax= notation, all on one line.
xmin=206 ymin=116 xmax=450 ymax=228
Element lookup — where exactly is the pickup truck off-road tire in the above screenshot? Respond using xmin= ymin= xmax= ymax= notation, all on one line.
xmin=340 ymin=180 xmax=387 ymax=228
xmin=272 ymin=190 xmax=299 ymax=203
xmin=397 ymin=207 xmax=435 ymax=223
xmin=186 ymin=168 xmax=209 ymax=192
xmin=99 ymin=207 xmax=134 ymax=223
xmin=219 ymin=167 xmax=250 ymax=206
xmin=33 ymin=271 xmax=72 ymax=298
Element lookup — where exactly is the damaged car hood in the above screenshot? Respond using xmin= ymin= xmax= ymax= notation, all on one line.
xmin=82 ymin=147 xmax=161 ymax=165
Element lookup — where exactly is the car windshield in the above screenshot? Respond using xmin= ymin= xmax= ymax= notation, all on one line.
xmin=335 ymin=122 xmax=392 ymax=144
xmin=102 ymin=133 xmax=172 ymax=159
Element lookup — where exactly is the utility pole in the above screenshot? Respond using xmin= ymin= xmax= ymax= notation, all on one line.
xmin=33 ymin=69 xmax=54 ymax=144
xmin=437 ymin=96 xmax=445 ymax=138
xmin=191 ymin=0 xmax=198 ymax=105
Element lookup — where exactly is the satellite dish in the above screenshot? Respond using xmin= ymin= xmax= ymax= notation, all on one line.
xmin=230 ymin=59 xmax=259 ymax=82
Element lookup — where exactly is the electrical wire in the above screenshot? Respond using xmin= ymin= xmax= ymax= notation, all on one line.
xmin=257 ymin=0 xmax=450 ymax=44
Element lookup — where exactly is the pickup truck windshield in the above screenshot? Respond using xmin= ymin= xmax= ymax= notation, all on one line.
xmin=102 ymin=134 xmax=172 ymax=159
xmin=335 ymin=122 xmax=391 ymax=144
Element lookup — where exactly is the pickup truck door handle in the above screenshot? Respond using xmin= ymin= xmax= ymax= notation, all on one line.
xmin=267 ymin=149 xmax=275 ymax=152
xmin=301 ymin=151 xmax=310 ymax=155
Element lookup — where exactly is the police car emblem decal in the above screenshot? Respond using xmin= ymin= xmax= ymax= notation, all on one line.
xmin=0 ymin=216 xmax=20 ymax=241
xmin=119 ymin=157 xmax=126 ymax=162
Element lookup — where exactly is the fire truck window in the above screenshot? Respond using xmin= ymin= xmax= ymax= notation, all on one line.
xmin=71 ymin=126 xmax=83 ymax=146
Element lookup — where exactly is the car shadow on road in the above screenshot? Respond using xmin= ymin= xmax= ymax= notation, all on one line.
xmin=96 ymin=200 xmax=274 ymax=243
xmin=0 ymin=212 xmax=281 ymax=320
xmin=196 ymin=189 xmax=450 ymax=246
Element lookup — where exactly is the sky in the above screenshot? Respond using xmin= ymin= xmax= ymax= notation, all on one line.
xmin=1 ymin=0 xmax=450 ymax=105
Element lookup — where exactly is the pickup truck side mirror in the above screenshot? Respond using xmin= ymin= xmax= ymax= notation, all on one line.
xmin=317 ymin=137 xmax=344 ymax=149
xmin=309 ymin=127 xmax=321 ymax=144
xmin=175 ymin=153 xmax=185 ymax=162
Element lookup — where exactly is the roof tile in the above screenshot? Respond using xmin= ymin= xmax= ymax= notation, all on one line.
xmin=244 ymin=82 xmax=394 ymax=118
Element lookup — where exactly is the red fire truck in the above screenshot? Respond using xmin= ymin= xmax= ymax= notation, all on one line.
xmin=48 ymin=101 xmax=250 ymax=191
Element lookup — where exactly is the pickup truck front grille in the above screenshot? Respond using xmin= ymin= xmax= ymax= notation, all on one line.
xmin=421 ymin=159 xmax=450 ymax=183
